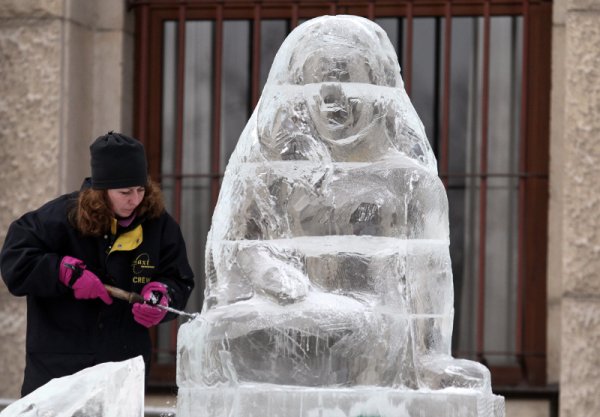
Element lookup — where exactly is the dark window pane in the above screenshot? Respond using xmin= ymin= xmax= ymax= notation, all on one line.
xmin=260 ymin=20 xmax=288 ymax=91
xmin=221 ymin=20 xmax=251 ymax=168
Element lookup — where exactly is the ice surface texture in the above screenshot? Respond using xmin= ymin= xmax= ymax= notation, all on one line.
xmin=177 ymin=14 xmax=503 ymax=417
xmin=0 ymin=357 xmax=144 ymax=417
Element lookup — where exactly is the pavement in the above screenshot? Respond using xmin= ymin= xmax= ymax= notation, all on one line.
xmin=145 ymin=393 xmax=178 ymax=416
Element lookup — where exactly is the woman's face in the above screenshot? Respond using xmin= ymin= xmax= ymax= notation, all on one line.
xmin=107 ymin=186 xmax=145 ymax=218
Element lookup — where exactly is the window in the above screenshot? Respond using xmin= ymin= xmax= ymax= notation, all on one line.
xmin=129 ymin=0 xmax=551 ymax=388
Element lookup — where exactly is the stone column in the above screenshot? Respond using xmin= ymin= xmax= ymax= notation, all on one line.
xmin=0 ymin=0 xmax=63 ymax=399
xmin=0 ymin=0 xmax=131 ymax=398
xmin=561 ymin=0 xmax=600 ymax=414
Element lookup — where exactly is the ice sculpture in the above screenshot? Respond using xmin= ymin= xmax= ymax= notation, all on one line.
xmin=177 ymin=15 xmax=504 ymax=417
xmin=0 ymin=357 xmax=144 ymax=417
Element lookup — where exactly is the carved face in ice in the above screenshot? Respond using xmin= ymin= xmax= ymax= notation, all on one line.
xmin=306 ymin=83 xmax=375 ymax=143
xmin=282 ymin=20 xmax=397 ymax=147
xmin=255 ymin=15 xmax=435 ymax=167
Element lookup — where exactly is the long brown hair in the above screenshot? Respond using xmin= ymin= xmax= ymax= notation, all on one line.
xmin=70 ymin=180 xmax=165 ymax=236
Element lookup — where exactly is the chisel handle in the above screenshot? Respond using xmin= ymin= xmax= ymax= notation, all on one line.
xmin=104 ymin=284 xmax=144 ymax=304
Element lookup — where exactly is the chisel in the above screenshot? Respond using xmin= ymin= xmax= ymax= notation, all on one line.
xmin=104 ymin=284 xmax=198 ymax=319
xmin=63 ymin=262 xmax=198 ymax=319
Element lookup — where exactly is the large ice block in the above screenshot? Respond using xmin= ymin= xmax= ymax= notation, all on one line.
xmin=177 ymin=14 xmax=504 ymax=417
xmin=0 ymin=357 xmax=144 ymax=417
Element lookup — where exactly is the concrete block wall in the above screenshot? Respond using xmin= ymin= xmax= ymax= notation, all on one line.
xmin=559 ymin=0 xmax=600 ymax=413
xmin=0 ymin=0 xmax=132 ymax=398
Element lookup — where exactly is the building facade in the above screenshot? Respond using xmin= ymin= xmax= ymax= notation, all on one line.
xmin=0 ymin=0 xmax=598 ymax=416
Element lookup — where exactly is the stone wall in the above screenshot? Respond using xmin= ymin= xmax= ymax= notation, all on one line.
xmin=560 ymin=0 xmax=600 ymax=413
xmin=0 ymin=0 xmax=132 ymax=398
xmin=0 ymin=0 xmax=62 ymax=399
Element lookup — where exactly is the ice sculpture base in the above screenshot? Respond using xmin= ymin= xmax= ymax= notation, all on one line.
xmin=177 ymin=383 xmax=504 ymax=417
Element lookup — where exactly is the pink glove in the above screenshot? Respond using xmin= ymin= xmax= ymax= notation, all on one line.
xmin=132 ymin=282 xmax=169 ymax=328
xmin=59 ymin=256 xmax=112 ymax=305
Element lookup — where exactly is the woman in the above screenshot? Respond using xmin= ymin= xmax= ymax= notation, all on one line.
xmin=0 ymin=131 xmax=195 ymax=396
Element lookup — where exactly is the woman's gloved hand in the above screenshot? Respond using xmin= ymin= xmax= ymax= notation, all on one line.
xmin=59 ymin=256 xmax=113 ymax=304
xmin=132 ymin=282 xmax=169 ymax=328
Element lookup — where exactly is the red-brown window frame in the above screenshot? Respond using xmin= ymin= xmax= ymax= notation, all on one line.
xmin=129 ymin=0 xmax=552 ymax=390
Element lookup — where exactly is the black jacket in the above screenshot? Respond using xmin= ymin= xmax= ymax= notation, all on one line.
xmin=0 ymin=184 xmax=194 ymax=395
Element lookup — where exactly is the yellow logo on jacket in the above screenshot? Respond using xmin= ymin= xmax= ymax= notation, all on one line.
xmin=132 ymin=253 xmax=155 ymax=284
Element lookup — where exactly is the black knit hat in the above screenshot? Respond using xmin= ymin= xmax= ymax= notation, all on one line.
xmin=90 ymin=131 xmax=148 ymax=189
